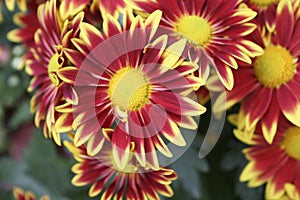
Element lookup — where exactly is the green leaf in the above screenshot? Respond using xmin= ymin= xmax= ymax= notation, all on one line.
xmin=22 ymin=129 xmax=73 ymax=199
xmin=235 ymin=178 xmax=264 ymax=200
xmin=8 ymin=101 xmax=31 ymax=130
xmin=170 ymin=146 xmax=209 ymax=199
xmin=0 ymin=188 xmax=14 ymax=200
xmin=221 ymin=149 xmax=244 ymax=171
xmin=0 ymin=157 xmax=51 ymax=198
xmin=0 ymin=120 xmax=7 ymax=152
xmin=0 ymin=72 xmax=24 ymax=107
xmin=0 ymin=127 xmax=100 ymax=200
xmin=221 ymin=140 xmax=264 ymax=200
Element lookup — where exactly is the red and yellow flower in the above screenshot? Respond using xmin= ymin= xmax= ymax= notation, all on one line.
xmin=7 ymin=0 xmax=97 ymax=69
xmin=25 ymin=0 xmax=85 ymax=145
xmin=7 ymin=0 xmax=45 ymax=69
xmin=59 ymin=8 xmax=205 ymax=169
xmin=126 ymin=0 xmax=263 ymax=90
xmin=64 ymin=134 xmax=178 ymax=200
xmin=13 ymin=187 xmax=49 ymax=200
xmin=239 ymin=117 xmax=300 ymax=199
xmin=215 ymin=0 xmax=300 ymax=143
xmin=242 ymin=0 xmax=280 ymax=31
xmin=0 ymin=0 xmax=26 ymax=22
xmin=7 ymin=1 xmax=43 ymax=49
xmin=7 ymin=0 xmax=101 ymax=48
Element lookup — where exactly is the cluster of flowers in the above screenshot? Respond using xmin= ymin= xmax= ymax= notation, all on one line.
xmin=215 ymin=0 xmax=300 ymax=199
xmin=4 ymin=0 xmax=300 ymax=199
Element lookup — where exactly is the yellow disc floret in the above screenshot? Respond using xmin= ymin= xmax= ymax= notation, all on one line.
xmin=108 ymin=67 xmax=151 ymax=111
xmin=175 ymin=15 xmax=212 ymax=47
xmin=281 ymin=126 xmax=300 ymax=160
xmin=254 ymin=45 xmax=295 ymax=88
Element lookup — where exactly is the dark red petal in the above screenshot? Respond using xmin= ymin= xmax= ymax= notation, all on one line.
xmin=276 ymin=0 xmax=294 ymax=46
xmin=111 ymin=124 xmax=131 ymax=169
xmin=242 ymin=87 xmax=273 ymax=129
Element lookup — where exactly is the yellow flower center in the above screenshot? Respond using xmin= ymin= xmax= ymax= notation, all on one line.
xmin=48 ymin=51 xmax=63 ymax=87
xmin=107 ymin=67 xmax=151 ymax=111
xmin=175 ymin=15 xmax=212 ymax=47
xmin=281 ymin=126 xmax=300 ymax=161
xmin=253 ymin=45 xmax=295 ymax=88
xmin=249 ymin=0 xmax=279 ymax=8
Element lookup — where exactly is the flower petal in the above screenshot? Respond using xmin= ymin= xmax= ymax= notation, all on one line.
xmin=86 ymin=133 xmax=106 ymax=156
xmin=276 ymin=0 xmax=294 ymax=46
xmin=59 ymin=0 xmax=90 ymax=21
xmin=57 ymin=66 xmax=78 ymax=84
xmin=261 ymin=94 xmax=280 ymax=144
xmin=151 ymin=91 xmax=206 ymax=116
xmin=277 ymin=84 xmax=300 ymax=126
xmin=111 ymin=124 xmax=131 ymax=170
xmin=242 ymin=87 xmax=273 ymax=130
xmin=214 ymin=59 xmax=234 ymax=90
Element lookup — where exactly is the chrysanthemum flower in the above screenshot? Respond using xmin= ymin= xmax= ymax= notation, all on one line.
xmin=13 ymin=187 xmax=49 ymax=200
xmin=7 ymin=0 xmax=42 ymax=48
xmin=239 ymin=117 xmax=300 ymax=199
xmin=7 ymin=0 xmax=97 ymax=69
xmin=7 ymin=0 xmax=100 ymax=48
xmin=215 ymin=0 xmax=300 ymax=143
xmin=3 ymin=0 xmax=26 ymax=11
xmin=126 ymin=0 xmax=263 ymax=90
xmin=64 ymin=134 xmax=178 ymax=200
xmin=60 ymin=9 xmax=205 ymax=169
xmin=25 ymin=0 xmax=84 ymax=145
xmin=242 ymin=0 xmax=280 ymax=31
xmin=0 ymin=0 xmax=26 ymax=22
xmin=7 ymin=0 xmax=45 ymax=69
